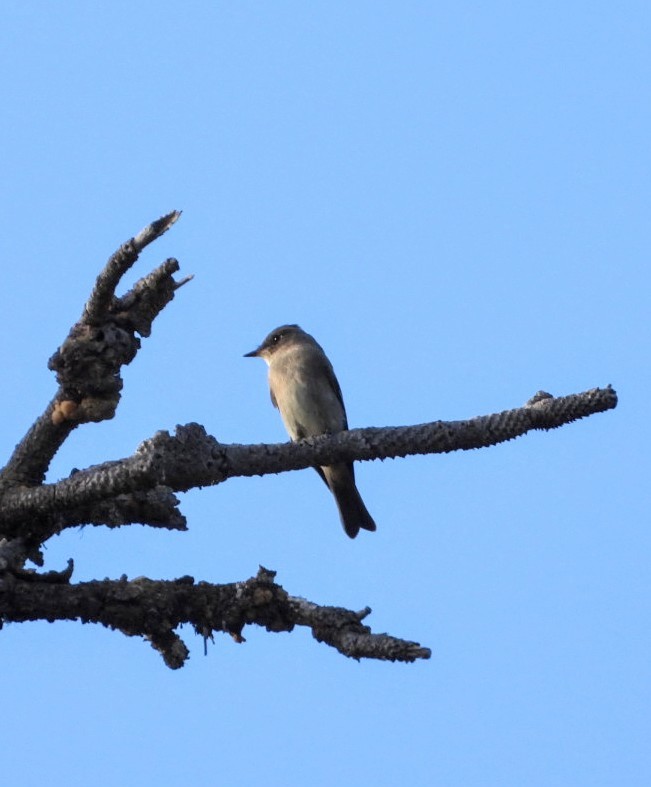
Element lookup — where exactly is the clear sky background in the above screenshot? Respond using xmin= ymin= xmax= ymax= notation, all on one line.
xmin=0 ymin=3 xmax=648 ymax=785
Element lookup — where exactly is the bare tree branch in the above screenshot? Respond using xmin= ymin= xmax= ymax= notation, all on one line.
xmin=0 ymin=213 xmax=618 ymax=668
xmin=84 ymin=210 xmax=183 ymax=322
xmin=0 ymin=211 xmax=187 ymax=487
xmin=0 ymin=385 xmax=617 ymax=541
xmin=57 ymin=486 xmax=186 ymax=531
xmin=289 ymin=596 xmax=430 ymax=662
xmin=0 ymin=566 xmax=430 ymax=668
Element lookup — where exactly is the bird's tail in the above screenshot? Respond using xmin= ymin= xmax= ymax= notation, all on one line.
xmin=324 ymin=465 xmax=377 ymax=539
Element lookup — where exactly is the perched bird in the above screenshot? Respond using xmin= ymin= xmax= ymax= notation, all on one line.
xmin=244 ymin=324 xmax=376 ymax=538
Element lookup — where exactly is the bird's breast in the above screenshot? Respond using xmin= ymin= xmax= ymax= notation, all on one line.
xmin=268 ymin=349 xmax=345 ymax=439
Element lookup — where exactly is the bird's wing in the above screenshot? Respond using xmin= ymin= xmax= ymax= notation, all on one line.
xmin=322 ymin=358 xmax=349 ymax=430
xmin=319 ymin=355 xmax=354 ymax=481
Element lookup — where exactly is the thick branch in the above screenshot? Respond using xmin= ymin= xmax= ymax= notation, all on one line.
xmin=57 ymin=487 xmax=186 ymax=531
xmin=0 ymin=566 xmax=430 ymax=669
xmin=0 ymin=385 xmax=617 ymax=540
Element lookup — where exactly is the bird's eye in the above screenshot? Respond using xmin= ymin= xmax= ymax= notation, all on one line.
xmin=272 ymin=333 xmax=282 ymax=344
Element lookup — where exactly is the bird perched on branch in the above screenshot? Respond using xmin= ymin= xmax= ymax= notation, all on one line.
xmin=245 ymin=324 xmax=376 ymax=538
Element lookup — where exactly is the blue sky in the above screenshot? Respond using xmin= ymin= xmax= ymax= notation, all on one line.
xmin=1 ymin=3 xmax=648 ymax=785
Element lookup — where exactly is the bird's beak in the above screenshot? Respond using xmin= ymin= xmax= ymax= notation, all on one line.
xmin=243 ymin=347 xmax=260 ymax=358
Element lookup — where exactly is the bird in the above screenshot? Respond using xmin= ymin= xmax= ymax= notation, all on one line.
xmin=244 ymin=324 xmax=376 ymax=538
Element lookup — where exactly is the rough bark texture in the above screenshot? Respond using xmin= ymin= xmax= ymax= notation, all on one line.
xmin=0 ymin=213 xmax=617 ymax=668
xmin=0 ymin=565 xmax=429 ymax=668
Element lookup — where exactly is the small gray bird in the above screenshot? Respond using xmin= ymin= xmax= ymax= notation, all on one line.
xmin=244 ymin=324 xmax=376 ymax=538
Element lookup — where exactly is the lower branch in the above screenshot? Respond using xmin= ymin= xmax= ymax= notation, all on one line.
xmin=289 ymin=597 xmax=430 ymax=662
xmin=0 ymin=566 xmax=430 ymax=669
